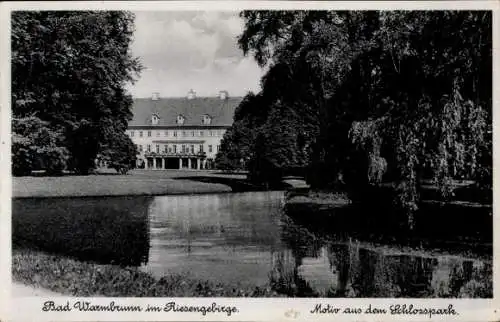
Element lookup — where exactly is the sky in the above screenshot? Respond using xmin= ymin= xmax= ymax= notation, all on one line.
xmin=126 ymin=11 xmax=265 ymax=98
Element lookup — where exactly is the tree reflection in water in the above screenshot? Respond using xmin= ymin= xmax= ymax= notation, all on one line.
xmin=272 ymin=214 xmax=492 ymax=298
xmin=13 ymin=196 xmax=153 ymax=267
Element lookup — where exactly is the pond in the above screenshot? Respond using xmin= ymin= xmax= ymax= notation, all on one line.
xmin=12 ymin=191 xmax=492 ymax=297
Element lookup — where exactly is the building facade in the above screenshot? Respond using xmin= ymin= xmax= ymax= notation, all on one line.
xmin=127 ymin=90 xmax=241 ymax=170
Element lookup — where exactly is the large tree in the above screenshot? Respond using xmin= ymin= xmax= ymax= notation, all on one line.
xmin=219 ymin=10 xmax=491 ymax=228
xmin=12 ymin=11 xmax=142 ymax=175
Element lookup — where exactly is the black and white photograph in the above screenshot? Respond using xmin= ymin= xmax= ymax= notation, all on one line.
xmin=2 ymin=1 xmax=497 ymax=320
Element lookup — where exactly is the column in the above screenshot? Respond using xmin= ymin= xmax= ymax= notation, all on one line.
xmin=161 ymin=158 xmax=165 ymax=169
xmin=153 ymin=158 xmax=156 ymax=170
xmin=179 ymin=158 xmax=182 ymax=169
xmin=188 ymin=158 xmax=192 ymax=169
xmin=145 ymin=159 xmax=148 ymax=170
xmin=197 ymin=159 xmax=201 ymax=170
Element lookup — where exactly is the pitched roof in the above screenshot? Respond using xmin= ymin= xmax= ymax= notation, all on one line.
xmin=129 ymin=97 xmax=242 ymax=127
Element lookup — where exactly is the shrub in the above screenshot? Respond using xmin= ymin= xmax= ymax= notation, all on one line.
xmin=12 ymin=117 xmax=69 ymax=176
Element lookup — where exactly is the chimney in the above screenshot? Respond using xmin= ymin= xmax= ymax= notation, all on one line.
xmin=151 ymin=92 xmax=160 ymax=101
xmin=187 ymin=89 xmax=196 ymax=100
xmin=218 ymin=90 xmax=228 ymax=100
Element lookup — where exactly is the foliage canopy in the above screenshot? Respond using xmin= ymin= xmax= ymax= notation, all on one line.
xmin=217 ymin=10 xmax=492 ymax=227
xmin=12 ymin=11 xmax=142 ymax=175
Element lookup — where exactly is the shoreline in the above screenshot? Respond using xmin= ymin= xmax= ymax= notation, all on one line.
xmin=284 ymin=188 xmax=493 ymax=257
xmin=12 ymin=190 xmax=252 ymax=200
xmin=12 ymin=249 xmax=281 ymax=298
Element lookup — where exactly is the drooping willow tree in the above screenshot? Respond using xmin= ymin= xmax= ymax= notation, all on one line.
xmin=347 ymin=11 xmax=491 ymax=227
xmin=217 ymin=10 xmax=492 ymax=228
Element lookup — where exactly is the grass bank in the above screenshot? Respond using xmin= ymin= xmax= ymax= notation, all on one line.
xmin=12 ymin=249 xmax=282 ymax=297
xmin=13 ymin=170 xmax=249 ymax=198
xmin=286 ymin=190 xmax=351 ymax=208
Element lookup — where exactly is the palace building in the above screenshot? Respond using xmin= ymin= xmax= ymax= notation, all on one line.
xmin=127 ymin=90 xmax=241 ymax=170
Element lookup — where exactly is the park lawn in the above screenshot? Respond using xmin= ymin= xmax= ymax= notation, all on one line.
xmin=13 ymin=170 xmax=236 ymax=198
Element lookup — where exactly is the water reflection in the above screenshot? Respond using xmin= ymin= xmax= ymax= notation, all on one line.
xmin=12 ymin=192 xmax=492 ymax=297
xmin=142 ymin=191 xmax=491 ymax=298
xmin=12 ymin=196 xmax=152 ymax=266
xmin=142 ymin=191 xmax=285 ymax=286
xmin=270 ymin=240 xmax=492 ymax=298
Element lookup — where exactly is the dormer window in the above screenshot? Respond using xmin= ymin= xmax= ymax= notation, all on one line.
xmin=176 ymin=115 xmax=185 ymax=125
xmin=151 ymin=114 xmax=159 ymax=125
xmin=187 ymin=89 xmax=196 ymax=100
xmin=202 ymin=115 xmax=212 ymax=125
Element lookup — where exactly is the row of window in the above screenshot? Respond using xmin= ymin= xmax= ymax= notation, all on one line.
xmin=151 ymin=114 xmax=212 ymax=126
xmin=137 ymin=144 xmax=221 ymax=154
xmin=129 ymin=129 xmax=225 ymax=138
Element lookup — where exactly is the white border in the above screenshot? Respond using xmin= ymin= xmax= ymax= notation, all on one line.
xmin=1 ymin=1 xmax=500 ymax=11
xmin=1 ymin=1 xmax=499 ymax=322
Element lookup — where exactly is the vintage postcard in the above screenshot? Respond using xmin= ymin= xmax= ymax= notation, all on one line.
xmin=0 ymin=1 xmax=498 ymax=321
